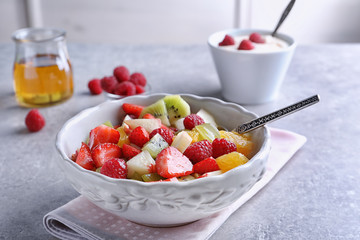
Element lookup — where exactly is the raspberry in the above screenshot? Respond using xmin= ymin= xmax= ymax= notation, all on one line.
xmin=129 ymin=72 xmax=147 ymax=87
xmin=135 ymin=85 xmax=145 ymax=94
xmin=183 ymin=114 xmax=205 ymax=130
xmin=249 ymin=32 xmax=265 ymax=44
xmin=238 ymin=39 xmax=254 ymax=50
xmin=212 ymin=138 xmax=237 ymax=158
xmin=183 ymin=140 xmax=212 ymax=164
xmin=149 ymin=128 xmax=174 ymax=145
xmin=219 ymin=34 xmax=235 ymax=46
xmin=25 ymin=109 xmax=45 ymax=132
xmin=129 ymin=126 xmax=150 ymax=148
xmin=113 ymin=66 xmax=130 ymax=82
xmin=100 ymin=158 xmax=127 ymax=179
xmin=113 ymin=81 xmax=136 ymax=96
xmin=88 ymin=78 xmax=102 ymax=95
xmin=100 ymin=76 xmax=117 ymax=93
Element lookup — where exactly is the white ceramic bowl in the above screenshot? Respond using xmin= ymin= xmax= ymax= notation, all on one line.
xmin=208 ymin=29 xmax=296 ymax=105
xmin=55 ymin=93 xmax=271 ymax=227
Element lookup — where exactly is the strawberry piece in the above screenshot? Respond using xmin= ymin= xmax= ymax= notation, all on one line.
xmin=142 ymin=113 xmax=155 ymax=119
xmin=88 ymin=124 xmax=120 ymax=150
xmin=129 ymin=72 xmax=147 ymax=87
xmin=129 ymin=126 xmax=149 ymax=147
xmin=113 ymin=65 xmax=130 ymax=82
xmin=238 ymin=39 xmax=254 ymax=50
xmin=249 ymin=32 xmax=265 ymax=44
xmin=155 ymin=147 xmax=193 ymax=178
xmin=70 ymin=149 xmax=79 ymax=162
xmin=122 ymin=143 xmax=141 ymax=159
xmin=212 ymin=138 xmax=237 ymax=158
xmin=149 ymin=128 xmax=174 ymax=145
xmin=91 ymin=143 xmax=122 ymax=168
xmin=135 ymin=85 xmax=145 ymax=94
xmin=219 ymin=34 xmax=235 ymax=46
xmin=100 ymin=76 xmax=117 ymax=93
xmin=183 ymin=114 xmax=205 ymax=130
xmin=113 ymin=81 xmax=136 ymax=96
xmin=25 ymin=109 xmax=45 ymax=132
xmin=100 ymin=158 xmax=127 ymax=179
xmin=75 ymin=142 xmax=96 ymax=170
xmin=193 ymin=157 xmax=219 ymax=175
xmin=88 ymin=78 xmax=102 ymax=95
xmin=183 ymin=140 xmax=213 ymax=164
xmin=121 ymin=103 xmax=144 ymax=119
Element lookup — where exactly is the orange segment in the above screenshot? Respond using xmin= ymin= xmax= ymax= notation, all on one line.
xmin=116 ymin=126 xmax=130 ymax=147
xmin=219 ymin=131 xmax=254 ymax=158
xmin=215 ymin=152 xmax=249 ymax=172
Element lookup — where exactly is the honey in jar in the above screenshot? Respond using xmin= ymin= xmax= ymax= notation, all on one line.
xmin=12 ymin=28 xmax=74 ymax=107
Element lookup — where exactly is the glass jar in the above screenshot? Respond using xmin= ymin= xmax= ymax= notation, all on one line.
xmin=12 ymin=28 xmax=74 ymax=107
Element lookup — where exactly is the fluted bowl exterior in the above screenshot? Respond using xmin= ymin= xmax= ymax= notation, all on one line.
xmin=55 ymin=93 xmax=271 ymax=227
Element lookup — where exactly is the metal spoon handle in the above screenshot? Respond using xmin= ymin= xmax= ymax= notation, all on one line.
xmin=234 ymin=94 xmax=320 ymax=134
xmin=271 ymin=0 xmax=296 ymax=37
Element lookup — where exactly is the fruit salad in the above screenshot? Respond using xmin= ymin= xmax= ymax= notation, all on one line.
xmin=71 ymin=95 xmax=254 ymax=182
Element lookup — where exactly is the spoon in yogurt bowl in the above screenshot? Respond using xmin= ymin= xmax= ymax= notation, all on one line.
xmin=233 ymin=94 xmax=320 ymax=134
xmin=271 ymin=0 xmax=296 ymax=37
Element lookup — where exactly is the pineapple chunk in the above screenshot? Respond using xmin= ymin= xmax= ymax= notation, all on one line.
xmin=215 ymin=152 xmax=249 ymax=172
xmin=127 ymin=150 xmax=155 ymax=179
xmin=173 ymin=118 xmax=185 ymax=131
xmin=124 ymin=119 xmax=161 ymax=133
xmin=171 ymin=131 xmax=192 ymax=153
xmin=219 ymin=131 xmax=254 ymax=158
xmin=196 ymin=109 xmax=218 ymax=128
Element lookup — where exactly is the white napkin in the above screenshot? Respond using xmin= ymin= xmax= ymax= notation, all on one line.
xmin=44 ymin=128 xmax=307 ymax=240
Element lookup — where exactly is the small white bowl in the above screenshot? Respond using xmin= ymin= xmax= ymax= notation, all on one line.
xmin=208 ymin=29 xmax=296 ymax=105
xmin=104 ymin=84 xmax=151 ymax=100
xmin=55 ymin=93 xmax=271 ymax=227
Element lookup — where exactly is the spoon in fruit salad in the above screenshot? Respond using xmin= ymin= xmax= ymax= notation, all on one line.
xmin=233 ymin=94 xmax=320 ymax=134
xmin=271 ymin=0 xmax=296 ymax=37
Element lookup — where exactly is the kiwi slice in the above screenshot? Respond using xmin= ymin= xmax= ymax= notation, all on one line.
xmin=140 ymin=99 xmax=170 ymax=126
xmin=142 ymin=133 xmax=169 ymax=158
xmin=163 ymin=95 xmax=191 ymax=125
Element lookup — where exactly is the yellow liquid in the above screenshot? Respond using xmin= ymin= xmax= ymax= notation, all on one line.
xmin=13 ymin=54 xmax=73 ymax=107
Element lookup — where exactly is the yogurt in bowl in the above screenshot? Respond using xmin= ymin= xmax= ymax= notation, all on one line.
xmin=220 ymin=34 xmax=289 ymax=52
xmin=208 ymin=29 xmax=296 ymax=105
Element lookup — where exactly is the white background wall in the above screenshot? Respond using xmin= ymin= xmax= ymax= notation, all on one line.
xmin=1 ymin=0 xmax=360 ymax=44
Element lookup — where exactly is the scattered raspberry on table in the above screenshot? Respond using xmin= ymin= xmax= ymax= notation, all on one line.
xmin=25 ymin=109 xmax=45 ymax=132
xmin=88 ymin=78 xmax=102 ymax=95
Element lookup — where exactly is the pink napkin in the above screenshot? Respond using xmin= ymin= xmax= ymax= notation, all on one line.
xmin=43 ymin=128 xmax=306 ymax=240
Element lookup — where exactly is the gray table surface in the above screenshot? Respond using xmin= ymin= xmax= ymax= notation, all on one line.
xmin=1 ymin=42 xmax=359 ymax=240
